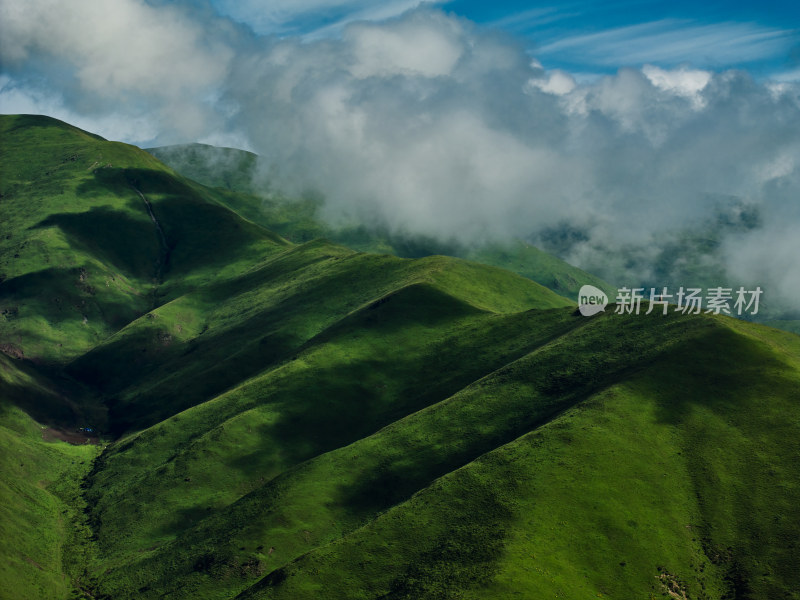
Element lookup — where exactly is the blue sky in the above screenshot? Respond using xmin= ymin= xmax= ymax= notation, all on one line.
xmin=211 ymin=0 xmax=800 ymax=79
xmin=454 ymin=0 xmax=800 ymax=77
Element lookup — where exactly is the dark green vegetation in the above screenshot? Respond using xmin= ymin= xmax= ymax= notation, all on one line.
xmin=1 ymin=115 xmax=799 ymax=599
xmin=0 ymin=357 xmax=99 ymax=600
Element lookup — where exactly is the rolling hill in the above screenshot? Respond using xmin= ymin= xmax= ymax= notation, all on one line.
xmin=1 ymin=114 xmax=799 ymax=600
xmin=146 ymin=143 xmax=616 ymax=300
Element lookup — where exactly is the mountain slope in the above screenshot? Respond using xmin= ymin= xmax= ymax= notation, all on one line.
xmin=234 ymin=316 xmax=800 ymax=600
xmin=1 ymin=115 xmax=799 ymax=600
xmin=0 ymin=115 xmax=288 ymax=368
xmin=0 ymin=357 xmax=99 ymax=600
xmin=80 ymin=309 xmax=800 ymax=600
xmin=146 ymin=142 xmax=615 ymax=299
xmin=67 ymin=239 xmax=570 ymax=434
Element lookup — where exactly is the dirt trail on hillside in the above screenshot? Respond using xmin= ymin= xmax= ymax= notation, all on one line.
xmin=134 ymin=186 xmax=168 ymax=249
xmin=131 ymin=184 xmax=171 ymax=283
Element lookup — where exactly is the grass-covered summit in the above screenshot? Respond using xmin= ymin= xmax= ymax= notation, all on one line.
xmin=1 ymin=114 xmax=799 ymax=600
xmin=1 ymin=115 xmax=288 ymax=365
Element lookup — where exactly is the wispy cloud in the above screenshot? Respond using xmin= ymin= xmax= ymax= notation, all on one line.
xmin=211 ymin=0 xmax=448 ymax=38
xmin=302 ymin=0 xmax=451 ymax=40
xmin=539 ymin=19 xmax=799 ymax=68
xmin=485 ymin=6 xmax=579 ymax=33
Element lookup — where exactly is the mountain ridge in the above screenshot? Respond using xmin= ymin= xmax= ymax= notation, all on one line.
xmin=146 ymin=141 xmax=617 ymax=300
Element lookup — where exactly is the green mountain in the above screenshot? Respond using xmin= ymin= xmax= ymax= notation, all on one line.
xmin=2 ymin=115 xmax=799 ymax=600
xmin=146 ymin=143 xmax=615 ymax=300
xmin=147 ymin=143 xmax=260 ymax=195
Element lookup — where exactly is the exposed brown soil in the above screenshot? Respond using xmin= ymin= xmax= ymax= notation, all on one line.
xmin=0 ymin=343 xmax=24 ymax=359
xmin=42 ymin=427 xmax=100 ymax=445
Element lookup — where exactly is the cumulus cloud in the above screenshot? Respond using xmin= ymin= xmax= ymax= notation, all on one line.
xmin=345 ymin=11 xmax=465 ymax=78
xmin=526 ymin=68 xmax=577 ymax=96
xmin=641 ymin=64 xmax=711 ymax=108
xmin=1 ymin=2 xmax=799 ymax=311
xmin=0 ymin=0 xmax=235 ymax=138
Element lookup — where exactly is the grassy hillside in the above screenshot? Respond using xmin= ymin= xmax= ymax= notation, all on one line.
xmin=146 ymin=143 xmax=615 ymax=299
xmin=234 ymin=316 xmax=800 ymax=600
xmin=67 ymin=240 xmax=570 ymax=434
xmin=1 ymin=115 xmax=799 ymax=599
xmin=74 ymin=309 xmax=800 ymax=600
xmin=0 ymin=115 xmax=288 ymax=366
xmin=0 ymin=357 xmax=100 ymax=600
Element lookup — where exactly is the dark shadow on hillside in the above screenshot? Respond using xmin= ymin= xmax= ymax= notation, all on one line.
xmin=632 ymin=322 xmax=800 ymax=600
xmin=79 ymin=167 xmax=285 ymax=282
xmin=233 ymin=313 xmax=680 ymax=599
xmin=0 ymin=353 xmax=107 ymax=429
xmin=636 ymin=322 xmax=798 ymax=427
xmin=330 ymin=312 xmax=713 ymax=520
xmin=33 ymin=207 xmax=161 ymax=280
xmin=1 ymin=266 xmax=80 ymax=298
xmin=68 ymin=279 xmax=519 ymax=436
xmin=0 ymin=378 xmax=78 ymax=426
xmin=64 ymin=246 xmax=390 ymax=434
xmin=228 ymin=310 xmax=586 ymax=475
xmin=91 ymin=329 xmax=299 ymax=437
xmin=0 ymin=266 xmax=148 ymax=333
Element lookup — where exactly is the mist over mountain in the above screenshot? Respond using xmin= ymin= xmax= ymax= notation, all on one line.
xmin=2 ymin=1 xmax=799 ymax=313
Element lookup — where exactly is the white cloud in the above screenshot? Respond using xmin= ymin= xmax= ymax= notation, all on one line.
xmin=0 ymin=0 xmax=233 ymax=137
xmin=642 ymin=64 xmax=711 ymax=108
xmin=526 ymin=69 xmax=576 ymax=95
xmin=346 ymin=11 xmax=465 ymax=78
xmin=724 ymin=224 xmax=800 ymax=313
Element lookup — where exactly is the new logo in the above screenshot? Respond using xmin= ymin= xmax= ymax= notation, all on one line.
xmin=578 ymin=285 xmax=608 ymax=316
